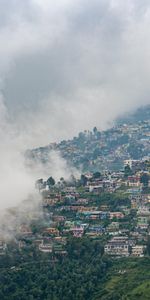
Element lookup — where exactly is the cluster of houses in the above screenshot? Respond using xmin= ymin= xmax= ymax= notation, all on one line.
xmin=27 ymin=118 xmax=150 ymax=174
xmin=37 ymin=160 xmax=149 ymax=257
xmin=55 ymin=120 xmax=150 ymax=171
xmin=0 ymin=157 xmax=150 ymax=259
xmin=104 ymin=237 xmax=146 ymax=257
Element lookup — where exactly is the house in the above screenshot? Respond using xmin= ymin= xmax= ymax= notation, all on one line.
xmin=124 ymin=160 xmax=145 ymax=172
xmin=131 ymin=245 xmax=146 ymax=257
xmin=137 ymin=207 xmax=150 ymax=229
xmin=88 ymin=225 xmax=105 ymax=236
xmin=127 ymin=175 xmax=141 ymax=187
xmin=54 ymin=237 xmax=67 ymax=244
xmin=71 ymin=226 xmax=84 ymax=237
xmin=106 ymin=222 xmax=119 ymax=235
xmin=109 ymin=212 xmax=124 ymax=219
xmin=131 ymin=198 xmax=139 ymax=209
xmin=39 ymin=242 xmax=53 ymax=253
xmin=19 ymin=224 xmax=32 ymax=236
xmin=104 ymin=237 xmax=130 ymax=257
xmin=137 ymin=216 xmax=149 ymax=229
xmin=79 ymin=210 xmax=108 ymax=220
xmin=53 ymin=244 xmax=67 ymax=255
xmin=43 ymin=198 xmax=59 ymax=206
xmin=141 ymin=194 xmax=150 ymax=204
xmin=44 ymin=227 xmax=60 ymax=236
xmin=76 ymin=198 xmax=89 ymax=205
xmin=52 ymin=216 xmax=66 ymax=222
xmin=100 ymin=205 xmax=109 ymax=211
xmin=88 ymin=184 xmax=103 ymax=193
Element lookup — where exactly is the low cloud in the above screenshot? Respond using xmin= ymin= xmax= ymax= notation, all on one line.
xmin=0 ymin=0 xmax=149 ymax=144
xmin=0 ymin=0 xmax=150 ymax=212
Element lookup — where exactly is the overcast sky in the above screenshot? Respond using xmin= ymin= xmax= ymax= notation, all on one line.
xmin=0 ymin=0 xmax=150 ymax=209
xmin=0 ymin=0 xmax=150 ymax=145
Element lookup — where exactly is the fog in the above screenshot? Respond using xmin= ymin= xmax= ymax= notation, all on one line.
xmin=0 ymin=0 xmax=150 ymax=210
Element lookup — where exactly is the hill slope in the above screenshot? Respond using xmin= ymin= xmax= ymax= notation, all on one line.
xmin=27 ymin=105 xmax=150 ymax=173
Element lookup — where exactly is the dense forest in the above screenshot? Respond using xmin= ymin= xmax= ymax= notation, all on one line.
xmin=0 ymin=237 xmax=150 ymax=300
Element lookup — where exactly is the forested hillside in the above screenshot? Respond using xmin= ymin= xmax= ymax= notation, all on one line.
xmin=0 ymin=238 xmax=150 ymax=299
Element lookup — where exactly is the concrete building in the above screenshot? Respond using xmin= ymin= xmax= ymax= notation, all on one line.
xmin=104 ymin=237 xmax=130 ymax=257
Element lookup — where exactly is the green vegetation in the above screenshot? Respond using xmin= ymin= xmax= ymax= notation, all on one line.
xmin=0 ymin=238 xmax=150 ymax=299
xmin=93 ymin=258 xmax=150 ymax=300
xmin=0 ymin=238 xmax=107 ymax=300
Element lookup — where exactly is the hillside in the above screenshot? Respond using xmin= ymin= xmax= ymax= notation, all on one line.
xmin=27 ymin=105 xmax=150 ymax=172
xmin=0 ymin=240 xmax=150 ymax=300
xmin=1 ymin=105 xmax=150 ymax=300
xmin=116 ymin=105 xmax=150 ymax=124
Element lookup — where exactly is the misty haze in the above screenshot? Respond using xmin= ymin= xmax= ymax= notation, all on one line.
xmin=0 ymin=1 xmax=150 ymax=300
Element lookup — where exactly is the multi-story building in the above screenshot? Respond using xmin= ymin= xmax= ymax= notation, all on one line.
xmin=104 ymin=237 xmax=130 ymax=257
xmin=131 ymin=245 xmax=145 ymax=257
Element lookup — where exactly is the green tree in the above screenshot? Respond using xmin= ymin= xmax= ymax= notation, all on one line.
xmin=35 ymin=178 xmax=43 ymax=191
xmin=140 ymin=173 xmax=149 ymax=188
xmin=93 ymin=127 xmax=98 ymax=134
xmin=124 ymin=164 xmax=132 ymax=178
xmin=47 ymin=176 xmax=55 ymax=187
xmin=80 ymin=174 xmax=88 ymax=186
xmin=93 ymin=172 xmax=101 ymax=179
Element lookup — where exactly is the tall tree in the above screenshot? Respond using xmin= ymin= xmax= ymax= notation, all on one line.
xmin=47 ymin=176 xmax=55 ymax=187
xmin=124 ymin=164 xmax=132 ymax=178
xmin=140 ymin=173 xmax=149 ymax=187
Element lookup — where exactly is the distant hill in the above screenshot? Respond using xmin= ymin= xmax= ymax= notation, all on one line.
xmin=26 ymin=105 xmax=150 ymax=173
xmin=116 ymin=105 xmax=150 ymax=124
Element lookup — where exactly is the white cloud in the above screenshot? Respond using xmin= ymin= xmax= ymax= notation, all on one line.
xmin=0 ymin=0 xmax=149 ymax=144
xmin=0 ymin=0 xmax=149 ymax=209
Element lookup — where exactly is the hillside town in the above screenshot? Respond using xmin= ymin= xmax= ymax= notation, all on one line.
xmin=0 ymin=157 xmax=150 ymax=260
xmin=27 ymin=115 xmax=150 ymax=173
xmin=0 ymin=111 xmax=150 ymax=300
xmin=0 ymin=107 xmax=150 ymax=262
